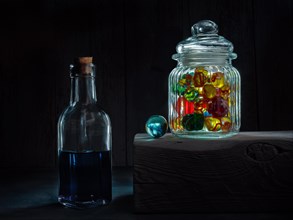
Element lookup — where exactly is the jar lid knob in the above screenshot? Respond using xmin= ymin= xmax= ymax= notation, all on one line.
xmin=191 ymin=20 xmax=218 ymax=36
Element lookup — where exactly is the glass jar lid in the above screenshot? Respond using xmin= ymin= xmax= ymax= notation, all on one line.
xmin=172 ymin=20 xmax=237 ymax=61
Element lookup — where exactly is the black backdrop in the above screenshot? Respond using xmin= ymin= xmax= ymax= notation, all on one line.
xmin=0 ymin=0 xmax=292 ymax=168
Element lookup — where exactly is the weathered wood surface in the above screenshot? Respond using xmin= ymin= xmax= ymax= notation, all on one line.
xmin=134 ymin=131 xmax=293 ymax=213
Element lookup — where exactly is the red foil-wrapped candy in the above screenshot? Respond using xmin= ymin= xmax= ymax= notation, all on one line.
xmin=175 ymin=97 xmax=194 ymax=115
xmin=208 ymin=96 xmax=229 ymax=117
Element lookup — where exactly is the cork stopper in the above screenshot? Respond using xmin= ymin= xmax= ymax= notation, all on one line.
xmin=72 ymin=56 xmax=94 ymax=75
xmin=78 ymin=57 xmax=93 ymax=64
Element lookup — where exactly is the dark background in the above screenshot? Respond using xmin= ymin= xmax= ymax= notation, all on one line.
xmin=0 ymin=0 xmax=292 ymax=168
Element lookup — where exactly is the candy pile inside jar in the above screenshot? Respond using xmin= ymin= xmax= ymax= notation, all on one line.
xmin=171 ymin=67 xmax=232 ymax=132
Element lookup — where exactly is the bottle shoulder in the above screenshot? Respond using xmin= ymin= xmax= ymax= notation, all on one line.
xmin=58 ymin=103 xmax=111 ymax=125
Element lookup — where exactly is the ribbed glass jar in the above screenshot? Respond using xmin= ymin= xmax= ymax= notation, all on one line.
xmin=168 ymin=20 xmax=241 ymax=138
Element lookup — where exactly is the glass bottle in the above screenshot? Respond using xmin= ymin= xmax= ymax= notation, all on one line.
xmin=57 ymin=57 xmax=112 ymax=208
xmin=169 ymin=20 xmax=241 ymax=138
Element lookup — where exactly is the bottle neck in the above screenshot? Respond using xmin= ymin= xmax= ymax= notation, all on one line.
xmin=70 ymin=76 xmax=97 ymax=105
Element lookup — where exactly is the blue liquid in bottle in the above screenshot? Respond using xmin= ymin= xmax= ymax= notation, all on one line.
xmin=58 ymin=151 xmax=112 ymax=208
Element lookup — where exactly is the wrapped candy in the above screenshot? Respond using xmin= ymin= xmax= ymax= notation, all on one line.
xmin=211 ymin=72 xmax=225 ymax=88
xmin=184 ymin=87 xmax=198 ymax=101
xmin=182 ymin=113 xmax=204 ymax=131
xmin=175 ymin=84 xmax=186 ymax=95
xmin=220 ymin=84 xmax=230 ymax=99
xmin=193 ymin=67 xmax=208 ymax=87
xmin=216 ymin=88 xmax=221 ymax=96
xmin=203 ymin=84 xmax=216 ymax=99
xmin=179 ymin=73 xmax=193 ymax=87
xmin=175 ymin=97 xmax=194 ymax=115
xmin=203 ymin=110 xmax=212 ymax=117
xmin=208 ymin=96 xmax=229 ymax=117
xmin=221 ymin=117 xmax=232 ymax=132
xmin=194 ymin=86 xmax=204 ymax=95
xmin=204 ymin=117 xmax=221 ymax=131
xmin=194 ymin=96 xmax=208 ymax=112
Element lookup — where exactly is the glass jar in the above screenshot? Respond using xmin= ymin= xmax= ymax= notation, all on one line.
xmin=57 ymin=57 xmax=112 ymax=208
xmin=168 ymin=20 xmax=240 ymax=138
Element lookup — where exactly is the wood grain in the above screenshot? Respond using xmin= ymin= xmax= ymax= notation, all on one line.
xmin=124 ymin=0 xmax=184 ymax=165
xmin=134 ymin=131 xmax=293 ymax=212
xmin=253 ymin=0 xmax=293 ymax=131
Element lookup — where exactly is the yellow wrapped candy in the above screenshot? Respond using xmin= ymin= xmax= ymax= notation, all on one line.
xmin=204 ymin=117 xmax=221 ymax=131
xmin=203 ymin=84 xmax=216 ymax=99
xmin=221 ymin=117 xmax=232 ymax=132
xmin=211 ymin=72 xmax=225 ymax=88
xmin=220 ymin=83 xmax=230 ymax=99
xmin=193 ymin=67 xmax=208 ymax=87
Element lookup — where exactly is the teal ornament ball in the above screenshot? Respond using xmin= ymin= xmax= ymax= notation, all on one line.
xmin=145 ymin=115 xmax=168 ymax=138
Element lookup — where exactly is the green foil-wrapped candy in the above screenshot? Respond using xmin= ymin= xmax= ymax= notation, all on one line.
xmin=182 ymin=113 xmax=204 ymax=131
xmin=184 ymin=87 xmax=198 ymax=101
